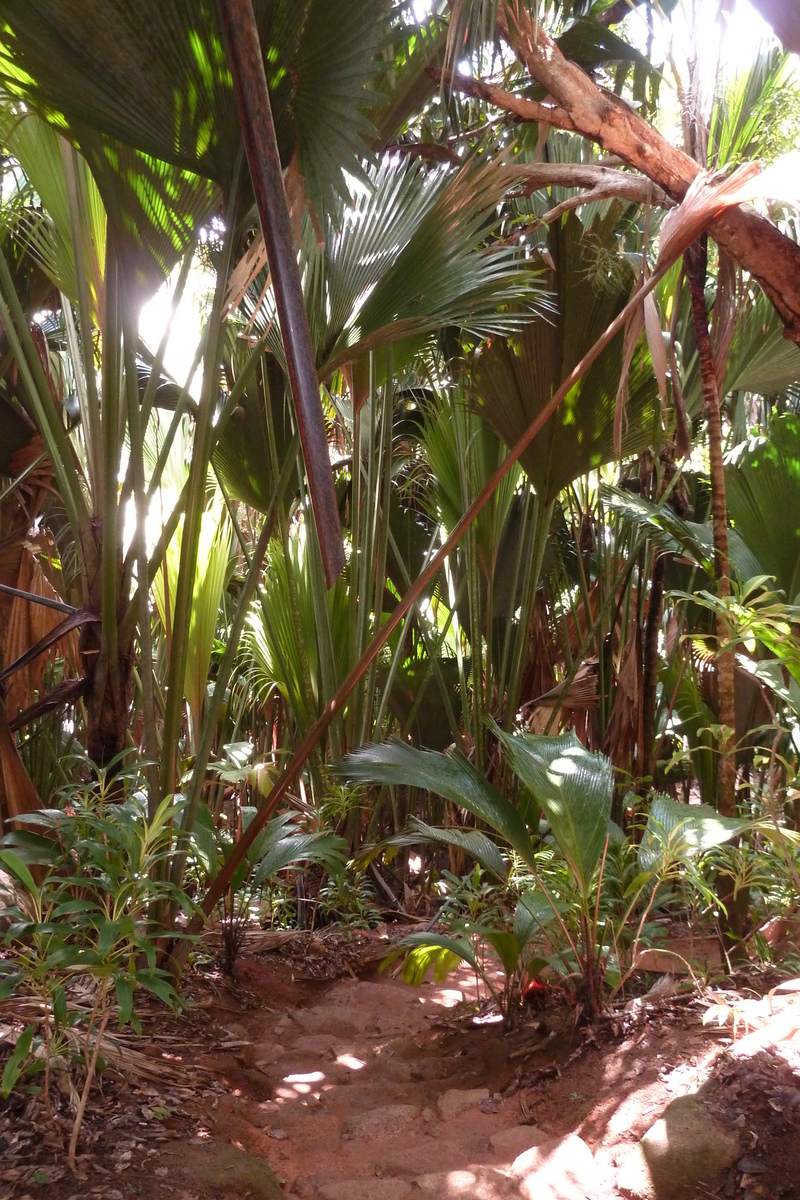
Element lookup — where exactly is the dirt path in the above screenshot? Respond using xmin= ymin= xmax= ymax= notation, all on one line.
xmin=160 ymin=953 xmax=713 ymax=1200
xmin=5 ymin=946 xmax=800 ymax=1200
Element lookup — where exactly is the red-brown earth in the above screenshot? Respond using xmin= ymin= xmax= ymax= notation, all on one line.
xmin=2 ymin=931 xmax=799 ymax=1200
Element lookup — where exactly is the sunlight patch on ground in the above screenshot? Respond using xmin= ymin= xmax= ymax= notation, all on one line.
xmin=335 ymin=1053 xmax=365 ymax=1070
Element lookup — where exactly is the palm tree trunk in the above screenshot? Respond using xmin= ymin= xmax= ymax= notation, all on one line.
xmin=641 ymin=552 xmax=665 ymax=784
xmin=685 ymin=240 xmax=737 ymax=819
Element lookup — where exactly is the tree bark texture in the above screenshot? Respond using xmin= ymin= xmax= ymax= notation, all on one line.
xmin=492 ymin=2 xmax=800 ymax=345
xmin=217 ymin=0 xmax=345 ymax=587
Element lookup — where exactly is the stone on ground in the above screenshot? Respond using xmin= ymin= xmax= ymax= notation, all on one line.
xmin=489 ymin=1125 xmax=551 ymax=1159
xmin=437 ymin=1087 xmax=490 ymax=1120
xmin=414 ymin=1166 xmax=515 ymax=1197
xmin=253 ymin=1041 xmax=285 ymax=1064
xmin=511 ymin=1132 xmax=599 ymax=1200
xmin=341 ymin=1103 xmax=420 ymax=1141
xmin=292 ymin=1033 xmax=340 ymax=1055
xmin=158 ymin=1138 xmax=284 ymax=1200
xmin=617 ymin=1095 xmax=739 ymax=1199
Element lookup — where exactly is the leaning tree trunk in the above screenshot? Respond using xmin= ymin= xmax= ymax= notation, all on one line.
xmin=684 ymin=240 xmax=737 ymax=819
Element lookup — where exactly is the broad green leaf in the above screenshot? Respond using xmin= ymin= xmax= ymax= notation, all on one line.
xmin=496 ymin=729 xmax=612 ymax=897
xmin=115 ymin=975 xmax=134 ymax=1026
xmin=383 ymin=818 xmax=507 ymax=882
xmin=0 ymin=849 xmax=36 ymax=895
xmin=97 ymin=920 xmax=120 ymax=959
xmin=135 ymin=970 xmax=178 ymax=1008
xmin=396 ymin=933 xmax=479 ymax=985
xmin=1 ymin=1023 xmax=35 ymax=1097
xmin=339 ymin=740 xmax=537 ymax=870
xmin=638 ymin=794 xmax=749 ymax=872
xmin=726 ymin=415 xmax=800 ymax=604
xmin=484 ymin=929 xmax=521 ymax=978
xmin=250 ymin=830 xmax=347 ymax=887
xmin=52 ymin=984 xmax=67 ymax=1027
xmin=514 ymin=889 xmax=560 ymax=953
xmin=0 ymin=969 xmax=24 ymax=1002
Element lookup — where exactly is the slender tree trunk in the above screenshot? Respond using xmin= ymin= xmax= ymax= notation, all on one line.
xmin=641 ymin=552 xmax=666 ymax=785
xmin=81 ymin=546 xmax=132 ymax=772
xmin=685 ymin=240 xmax=737 ymax=819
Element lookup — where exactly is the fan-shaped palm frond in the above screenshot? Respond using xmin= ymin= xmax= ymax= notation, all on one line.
xmin=0 ymin=0 xmax=390 ymax=297
xmin=494 ymin=727 xmax=612 ymax=897
xmin=638 ymin=794 xmax=748 ymax=873
xmin=471 ymin=212 xmax=661 ymax=503
xmin=603 ymin=485 xmax=764 ymax=584
xmin=1 ymin=107 xmax=106 ymax=314
xmin=241 ymin=527 xmax=349 ymax=732
xmin=710 ymin=47 xmax=797 ymax=169
xmin=726 ymin=414 xmax=800 ymax=603
xmin=720 ymin=293 xmax=800 ymax=399
xmin=339 ymin=738 xmax=537 ymax=867
xmin=243 ymin=154 xmax=546 ymax=383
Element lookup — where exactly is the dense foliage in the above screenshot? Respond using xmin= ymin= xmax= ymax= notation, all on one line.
xmin=0 ymin=0 xmax=799 ymax=1139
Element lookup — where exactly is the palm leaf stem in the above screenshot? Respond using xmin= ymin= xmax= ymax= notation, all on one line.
xmin=353 ymin=357 xmax=378 ymax=746
xmin=123 ymin=326 xmax=161 ymax=814
xmin=118 ymin=244 xmax=198 ymax=514
xmin=498 ymin=487 xmax=534 ymax=709
xmin=170 ymin=437 xmax=299 ymax=896
xmin=346 ymin=401 xmax=362 ymax=748
xmin=95 ymin=239 xmax=122 ymax=736
xmin=303 ymin=500 xmax=344 ymax=764
xmin=373 ymin=526 xmax=462 ymax=748
xmin=456 ymin=403 xmax=484 ymax=770
xmin=397 ymin=611 xmax=459 ymax=743
xmin=159 ymin=163 xmax=241 ymax=799
xmin=186 ymin=244 xmax=678 ymax=951
xmin=61 ymin=139 xmax=103 ymax=504
xmin=141 ymin=344 xmax=204 ymax=507
xmin=543 ymin=534 xmax=645 ymax=737
xmin=119 ymin=479 xmax=189 ymax=646
xmin=265 ymin=382 xmax=324 ymax=794
xmin=0 ymin=450 xmax=47 ymax=507
xmin=139 ymin=240 xmax=196 ymax=429
xmin=504 ymin=497 xmax=554 ymax=730
xmin=444 ymin=550 xmax=472 ymax=742
xmin=0 ymin=252 xmax=88 ymax=547
xmin=360 ymin=355 xmax=394 ymax=750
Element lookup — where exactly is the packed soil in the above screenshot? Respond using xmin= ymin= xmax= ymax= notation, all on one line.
xmin=2 ymin=929 xmax=800 ymax=1200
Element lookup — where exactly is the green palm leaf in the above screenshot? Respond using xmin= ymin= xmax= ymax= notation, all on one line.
xmin=2 ymin=107 xmax=106 ymax=311
xmin=639 ymin=794 xmax=748 ymax=873
xmin=0 ymin=0 xmax=390 ymax=297
xmin=245 ymin=154 xmax=546 ymax=381
xmin=471 ymin=213 xmax=661 ymax=503
xmin=242 ymin=810 xmax=347 ymax=886
xmin=603 ymin=485 xmax=764 ymax=584
xmin=339 ymin=739 xmax=537 ymax=869
xmin=495 ymin=728 xmax=612 ymax=897
xmin=383 ymin=816 xmax=507 ymax=881
xmin=726 ymin=415 xmax=800 ymax=602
